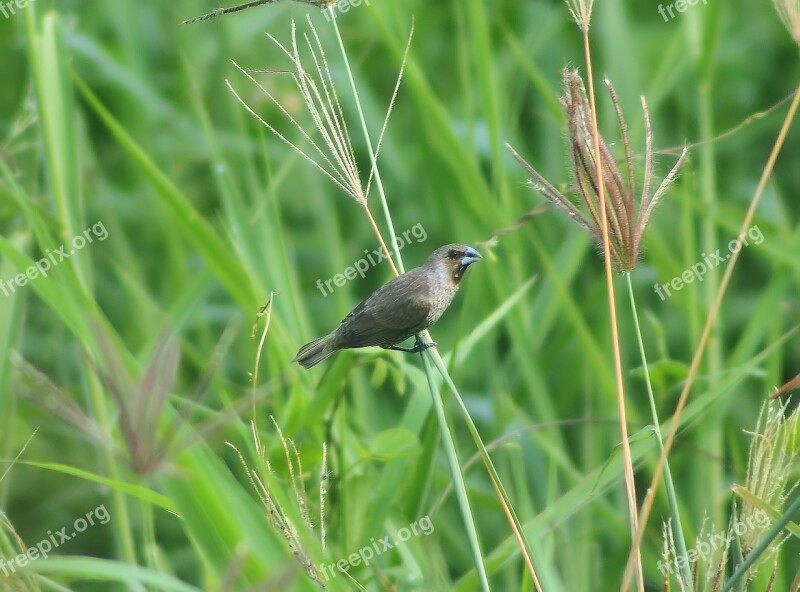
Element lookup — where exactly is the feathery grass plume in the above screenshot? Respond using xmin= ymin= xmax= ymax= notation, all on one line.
xmin=0 ymin=431 xmax=42 ymax=591
xmin=734 ymin=400 xmax=799 ymax=580
xmin=508 ymin=68 xmax=688 ymax=272
xmin=227 ymin=18 xmax=367 ymax=205
xmin=227 ymin=15 xmax=411 ymax=274
xmin=0 ymin=516 xmax=31 ymax=592
xmin=741 ymin=400 xmax=799 ymax=536
xmin=773 ymin=0 xmax=800 ymax=46
xmin=564 ymin=0 xmax=595 ymax=32
xmin=247 ymin=298 xmax=329 ymax=586
xmin=661 ymin=515 xmax=735 ymax=592
xmin=731 ymin=400 xmax=798 ymax=590
xmin=227 ymin=418 xmax=328 ymax=588
xmin=660 ymin=518 xmax=721 ymax=592
xmin=672 ymin=399 xmax=800 ymax=592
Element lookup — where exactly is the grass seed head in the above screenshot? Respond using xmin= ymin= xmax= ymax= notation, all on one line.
xmin=564 ymin=0 xmax=595 ymax=32
xmin=509 ymin=68 xmax=688 ymax=272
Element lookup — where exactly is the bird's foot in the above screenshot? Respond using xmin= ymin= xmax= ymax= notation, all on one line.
xmin=386 ymin=339 xmax=437 ymax=354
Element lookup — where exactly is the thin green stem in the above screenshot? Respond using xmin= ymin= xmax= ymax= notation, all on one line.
xmin=425 ymin=337 xmax=543 ymax=592
xmin=625 ymin=273 xmax=692 ymax=591
xmin=420 ymin=349 xmax=491 ymax=592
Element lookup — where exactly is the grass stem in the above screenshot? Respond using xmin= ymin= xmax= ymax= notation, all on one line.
xmin=420 ymin=349 xmax=491 ymax=591
xmin=625 ymin=272 xmax=692 ymax=590
xmin=581 ymin=28 xmax=644 ymax=592
xmin=425 ymin=341 xmax=543 ymax=591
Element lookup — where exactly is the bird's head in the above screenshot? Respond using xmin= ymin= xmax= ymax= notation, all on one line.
xmin=426 ymin=244 xmax=482 ymax=284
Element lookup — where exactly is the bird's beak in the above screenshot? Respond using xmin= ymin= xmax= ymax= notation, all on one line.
xmin=461 ymin=246 xmax=482 ymax=267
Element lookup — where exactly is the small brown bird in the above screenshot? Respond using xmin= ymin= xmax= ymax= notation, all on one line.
xmin=294 ymin=244 xmax=482 ymax=368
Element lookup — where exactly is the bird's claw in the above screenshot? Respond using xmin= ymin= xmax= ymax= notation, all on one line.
xmin=386 ymin=340 xmax=438 ymax=354
xmin=414 ymin=340 xmax=437 ymax=353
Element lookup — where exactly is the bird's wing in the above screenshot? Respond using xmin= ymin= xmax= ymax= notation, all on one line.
xmin=335 ymin=270 xmax=431 ymax=347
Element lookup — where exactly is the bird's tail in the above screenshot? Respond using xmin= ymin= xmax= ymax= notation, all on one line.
xmin=294 ymin=334 xmax=337 ymax=369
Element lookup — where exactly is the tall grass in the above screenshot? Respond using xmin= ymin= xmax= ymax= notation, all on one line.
xmin=0 ymin=0 xmax=798 ymax=591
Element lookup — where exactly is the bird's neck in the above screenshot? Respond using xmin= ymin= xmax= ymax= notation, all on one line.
xmin=452 ymin=265 xmax=468 ymax=284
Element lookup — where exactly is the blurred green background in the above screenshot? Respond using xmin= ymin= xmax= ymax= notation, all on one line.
xmin=0 ymin=0 xmax=799 ymax=590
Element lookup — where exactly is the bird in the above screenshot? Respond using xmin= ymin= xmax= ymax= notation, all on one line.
xmin=294 ymin=244 xmax=482 ymax=369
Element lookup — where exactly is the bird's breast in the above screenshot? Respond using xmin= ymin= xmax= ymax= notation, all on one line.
xmin=425 ymin=283 xmax=459 ymax=325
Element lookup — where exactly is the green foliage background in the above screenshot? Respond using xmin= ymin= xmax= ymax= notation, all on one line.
xmin=0 ymin=0 xmax=798 ymax=590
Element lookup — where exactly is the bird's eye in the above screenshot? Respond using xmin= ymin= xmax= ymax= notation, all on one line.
xmin=448 ymin=250 xmax=461 ymax=259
